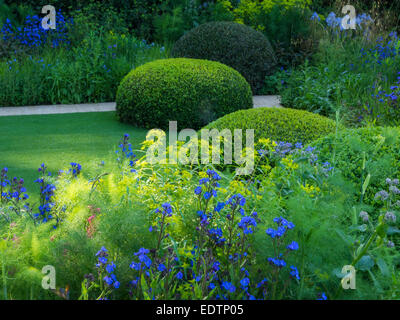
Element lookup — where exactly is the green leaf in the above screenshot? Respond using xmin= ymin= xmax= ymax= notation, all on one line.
xmin=362 ymin=173 xmax=371 ymax=195
xmin=356 ymin=255 xmax=375 ymax=271
xmin=377 ymin=258 xmax=390 ymax=277
xmin=376 ymin=222 xmax=388 ymax=238
xmin=387 ymin=226 xmax=400 ymax=235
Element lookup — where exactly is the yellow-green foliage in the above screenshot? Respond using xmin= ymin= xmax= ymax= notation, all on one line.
xmin=204 ymin=107 xmax=337 ymax=144
xmin=116 ymin=58 xmax=253 ymax=130
xmin=234 ymin=0 xmax=311 ymax=27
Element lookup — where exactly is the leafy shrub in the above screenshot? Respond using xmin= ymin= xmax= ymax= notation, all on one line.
xmin=313 ymin=126 xmax=400 ymax=206
xmin=116 ymin=58 xmax=253 ymax=130
xmin=153 ymin=0 xmax=235 ymax=44
xmin=203 ymin=107 xmax=337 ymax=144
xmin=69 ymin=2 xmax=128 ymax=40
xmin=153 ymin=6 xmax=186 ymax=44
xmin=171 ymin=21 xmax=276 ymax=93
xmin=234 ymin=1 xmax=316 ymax=68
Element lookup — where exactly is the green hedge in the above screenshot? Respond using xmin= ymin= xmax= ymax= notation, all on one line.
xmin=116 ymin=58 xmax=253 ymax=130
xmin=313 ymin=126 xmax=400 ymax=205
xmin=203 ymin=107 xmax=337 ymax=144
xmin=171 ymin=21 xmax=276 ymax=94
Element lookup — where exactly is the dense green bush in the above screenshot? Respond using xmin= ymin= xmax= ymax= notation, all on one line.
xmin=171 ymin=21 xmax=276 ymax=93
xmin=313 ymin=126 xmax=400 ymax=206
xmin=203 ymin=107 xmax=337 ymax=144
xmin=116 ymin=58 xmax=253 ymax=130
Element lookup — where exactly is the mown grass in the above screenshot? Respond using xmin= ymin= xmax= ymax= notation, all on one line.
xmin=0 ymin=112 xmax=147 ymax=202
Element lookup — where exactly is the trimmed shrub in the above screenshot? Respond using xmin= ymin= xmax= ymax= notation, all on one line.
xmin=203 ymin=107 xmax=337 ymax=144
xmin=116 ymin=58 xmax=253 ymax=130
xmin=171 ymin=21 xmax=276 ymax=93
xmin=313 ymin=126 xmax=400 ymax=206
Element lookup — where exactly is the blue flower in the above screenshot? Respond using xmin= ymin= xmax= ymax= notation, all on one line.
xmin=290 ymin=266 xmax=300 ymax=280
xmin=103 ymin=276 xmax=113 ymax=286
xmin=158 ymin=263 xmax=166 ymax=272
xmin=106 ymin=262 xmax=116 ymax=274
xmin=162 ymin=203 xmax=173 ymax=216
xmin=268 ymin=258 xmax=286 ymax=267
xmin=212 ymin=261 xmax=220 ymax=272
xmin=135 ymin=248 xmax=150 ymax=256
xmin=310 ymin=12 xmax=320 ymax=21
xmin=238 ymin=216 xmax=257 ymax=234
xmin=317 ymin=292 xmax=328 ymax=300
xmin=257 ymin=278 xmax=268 ymax=288
xmin=176 ymin=271 xmax=183 ymax=280
xmin=98 ymin=257 xmax=107 ymax=265
xmin=130 ymin=262 xmax=142 ymax=271
xmin=287 ymin=241 xmax=299 ymax=251
xmin=199 ymin=178 xmax=209 ymax=185
xmin=194 ymin=186 xmax=202 ymax=195
xmin=227 ymin=194 xmax=246 ymax=208
xmin=214 ymin=202 xmax=225 ymax=212
xmin=221 ymin=281 xmax=236 ymax=293
xmin=240 ymin=277 xmax=250 ymax=288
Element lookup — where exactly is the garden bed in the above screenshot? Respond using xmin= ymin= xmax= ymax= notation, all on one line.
xmin=1 ymin=0 xmax=400 ymax=302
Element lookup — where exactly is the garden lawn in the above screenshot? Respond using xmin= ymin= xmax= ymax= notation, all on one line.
xmin=0 ymin=112 xmax=147 ymax=202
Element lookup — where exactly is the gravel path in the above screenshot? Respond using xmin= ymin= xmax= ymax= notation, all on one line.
xmin=0 ymin=96 xmax=281 ymax=117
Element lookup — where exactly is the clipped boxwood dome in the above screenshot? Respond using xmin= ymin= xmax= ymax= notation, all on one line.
xmin=171 ymin=21 xmax=276 ymax=93
xmin=116 ymin=58 xmax=253 ymax=130
xmin=203 ymin=107 xmax=337 ymax=144
xmin=312 ymin=126 xmax=400 ymax=206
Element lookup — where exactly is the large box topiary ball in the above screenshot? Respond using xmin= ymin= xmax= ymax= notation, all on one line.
xmin=203 ymin=107 xmax=337 ymax=145
xmin=171 ymin=21 xmax=277 ymax=94
xmin=116 ymin=58 xmax=253 ymax=130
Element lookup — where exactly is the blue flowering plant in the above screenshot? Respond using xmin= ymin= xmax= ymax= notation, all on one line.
xmin=34 ymin=163 xmax=58 ymax=226
xmin=265 ymin=217 xmax=300 ymax=299
xmin=0 ymin=167 xmax=30 ymax=223
xmin=0 ymin=10 xmax=73 ymax=58
xmin=80 ymin=246 xmax=120 ymax=300
xmin=369 ymin=71 xmax=400 ymax=125
xmin=115 ymin=134 xmax=137 ymax=173
xmin=310 ymin=11 xmax=373 ymax=39
xmin=74 ymin=163 xmax=302 ymax=300
xmin=69 ymin=162 xmax=82 ymax=178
